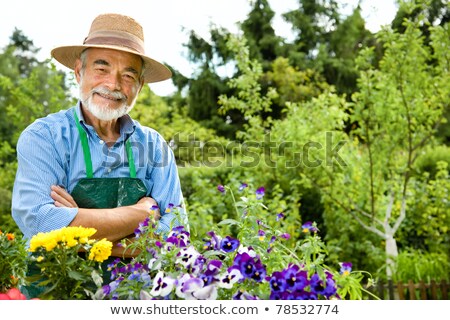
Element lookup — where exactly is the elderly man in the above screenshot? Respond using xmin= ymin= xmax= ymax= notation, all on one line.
xmin=12 ymin=13 xmax=187 ymax=260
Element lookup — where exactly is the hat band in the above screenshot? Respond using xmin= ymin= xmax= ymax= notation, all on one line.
xmin=84 ymin=36 xmax=145 ymax=54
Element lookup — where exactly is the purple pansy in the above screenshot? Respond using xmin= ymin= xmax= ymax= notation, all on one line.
xmin=182 ymin=277 xmax=218 ymax=300
xmin=238 ymin=183 xmax=248 ymax=191
xmin=176 ymin=246 xmax=201 ymax=268
xmin=231 ymin=252 xmax=266 ymax=282
xmin=340 ymin=262 xmax=353 ymax=275
xmin=267 ymin=235 xmax=277 ymax=253
xmin=288 ymin=291 xmax=318 ymax=300
xmin=309 ymin=272 xmax=337 ymax=298
xmin=284 ymin=264 xmax=309 ymax=291
xmin=220 ymin=236 xmax=240 ymax=252
xmin=150 ymin=271 xmax=175 ymax=297
xmin=233 ymin=290 xmax=259 ymax=300
xmin=134 ymin=217 xmax=150 ymax=237
xmin=166 ymin=226 xmax=190 ymax=248
xmin=203 ymin=231 xmax=221 ymax=251
xmin=255 ymin=186 xmax=265 ymax=199
xmin=165 ymin=203 xmax=174 ymax=213
xmin=218 ymin=269 xmax=243 ymax=289
xmin=302 ymin=221 xmax=318 ymax=233
xmin=269 ymin=271 xmax=287 ymax=293
xmin=217 ymin=185 xmax=226 ymax=193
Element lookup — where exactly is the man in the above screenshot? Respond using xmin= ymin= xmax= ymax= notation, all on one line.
xmin=11 ymin=13 xmax=187 ymax=259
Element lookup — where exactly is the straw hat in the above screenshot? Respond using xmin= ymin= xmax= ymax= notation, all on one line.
xmin=51 ymin=13 xmax=172 ymax=83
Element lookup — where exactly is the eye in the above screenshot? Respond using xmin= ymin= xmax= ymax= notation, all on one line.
xmin=123 ymin=73 xmax=137 ymax=81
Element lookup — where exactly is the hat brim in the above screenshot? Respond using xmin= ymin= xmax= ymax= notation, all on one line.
xmin=51 ymin=45 xmax=172 ymax=83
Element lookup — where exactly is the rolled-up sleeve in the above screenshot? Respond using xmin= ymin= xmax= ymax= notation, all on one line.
xmin=12 ymin=127 xmax=78 ymax=240
xmin=147 ymin=133 xmax=188 ymax=234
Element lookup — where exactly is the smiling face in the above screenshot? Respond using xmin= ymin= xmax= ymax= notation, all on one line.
xmin=75 ymin=48 xmax=144 ymax=121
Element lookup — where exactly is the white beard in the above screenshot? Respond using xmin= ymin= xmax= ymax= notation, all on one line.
xmin=79 ymin=85 xmax=137 ymax=121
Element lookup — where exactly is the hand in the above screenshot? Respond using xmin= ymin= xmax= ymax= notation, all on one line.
xmin=50 ymin=185 xmax=78 ymax=208
xmin=136 ymin=196 xmax=161 ymax=220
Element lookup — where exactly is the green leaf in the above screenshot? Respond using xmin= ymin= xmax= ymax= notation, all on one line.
xmin=217 ymin=219 xmax=241 ymax=226
xmin=68 ymin=270 xmax=86 ymax=281
xmin=91 ymin=270 xmax=103 ymax=287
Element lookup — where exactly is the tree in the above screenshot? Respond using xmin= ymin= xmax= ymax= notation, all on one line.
xmin=240 ymin=0 xmax=284 ymax=70
xmin=391 ymin=0 xmax=450 ymax=144
xmin=282 ymin=0 xmax=340 ymax=65
xmin=283 ymin=1 xmax=380 ymax=96
xmin=218 ymin=16 xmax=449 ymax=279
xmin=276 ymin=17 xmax=449 ymax=279
xmin=171 ymin=0 xmax=285 ymax=139
xmin=0 ymin=30 xmax=74 ymax=232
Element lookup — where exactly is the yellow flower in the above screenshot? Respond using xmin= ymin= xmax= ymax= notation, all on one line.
xmin=29 ymin=232 xmax=48 ymax=252
xmin=29 ymin=226 xmax=97 ymax=252
xmin=65 ymin=238 xmax=78 ymax=248
xmin=36 ymin=256 xmax=44 ymax=262
xmin=88 ymin=238 xmax=112 ymax=262
xmin=76 ymin=227 xmax=97 ymax=244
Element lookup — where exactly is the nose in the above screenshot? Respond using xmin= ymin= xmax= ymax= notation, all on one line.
xmin=105 ymin=71 xmax=122 ymax=91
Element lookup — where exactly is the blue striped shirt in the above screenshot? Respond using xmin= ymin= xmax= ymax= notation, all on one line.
xmin=12 ymin=102 xmax=187 ymax=242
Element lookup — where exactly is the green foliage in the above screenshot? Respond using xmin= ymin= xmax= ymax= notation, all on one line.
xmin=282 ymin=0 xmax=340 ymax=56
xmin=324 ymin=7 xmax=379 ymax=96
xmin=414 ymin=145 xmax=450 ymax=178
xmin=130 ymin=85 xmax=230 ymax=166
xmin=102 ymin=184 xmax=369 ymax=300
xmin=218 ymin=35 xmax=278 ymax=141
xmin=0 ymin=30 xmax=74 ymax=232
xmin=264 ymin=57 xmax=331 ymax=107
xmin=392 ymin=0 xmax=450 ymax=144
xmin=216 ymin=14 xmax=450 ymax=282
xmin=399 ymin=161 xmax=450 ymax=253
xmin=392 ymin=0 xmax=449 ymax=33
xmin=393 ymin=249 xmax=449 ymax=282
xmin=0 ymin=141 xmax=17 ymax=218
xmin=178 ymin=165 xmax=236 ymax=240
xmin=27 ymin=227 xmax=111 ymax=299
xmin=240 ymin=0 xmax=283 ymax=68
xmin=0 ymin=230 xmax=27 ymax=292
xmin=1 ymin=3 xmax=448 ymax=290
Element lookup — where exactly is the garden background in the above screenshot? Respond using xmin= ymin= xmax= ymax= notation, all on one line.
xmin=0 ymin=0 xmax=449 ymax=297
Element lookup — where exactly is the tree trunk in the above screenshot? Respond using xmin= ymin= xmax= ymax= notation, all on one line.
xmin=385 ymin=236 xmax=398 ymax=280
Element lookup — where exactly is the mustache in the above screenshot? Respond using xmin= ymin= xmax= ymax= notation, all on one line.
xmin=90 ymin=87 xmax=127 ymax=101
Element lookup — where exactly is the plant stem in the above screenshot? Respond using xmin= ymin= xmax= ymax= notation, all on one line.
xmin=226 ymin=186 xmax=241 ymax=220
xmin=277 ymin=242 xmax=301 ymax=262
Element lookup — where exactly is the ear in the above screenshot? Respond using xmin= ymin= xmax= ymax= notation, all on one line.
xmin=74 ymin=59 xmax=82 ymax=83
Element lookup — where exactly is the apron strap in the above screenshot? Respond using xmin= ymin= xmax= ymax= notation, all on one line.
xmin=73 ymin=110 xmax=94 ymax=178
xmin=125 ymin=140 xmax=136 ymax=178
xmin=73 ymin=109 xmax=136 ymax=178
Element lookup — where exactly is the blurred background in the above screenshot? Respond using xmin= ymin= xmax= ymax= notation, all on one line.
xmin=0 ymin=0 xmax=448 ymax=298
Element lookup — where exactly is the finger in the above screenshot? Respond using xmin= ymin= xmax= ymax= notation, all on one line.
xmin=51 ymin=185 xmax=78 ymax=207
xmin=54 ymin=200 xmax=63 ymax=208
xmin=51 ymin=185 xmax=69 ymax=196
xmin=51 ymin=191 xmax=74 ymax=208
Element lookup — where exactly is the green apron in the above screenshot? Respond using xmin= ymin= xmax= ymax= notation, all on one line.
xmin=71 ymin=109 xmax=147 ymax=208
xmin=24 ymin=109 xmax=147 ymax=298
